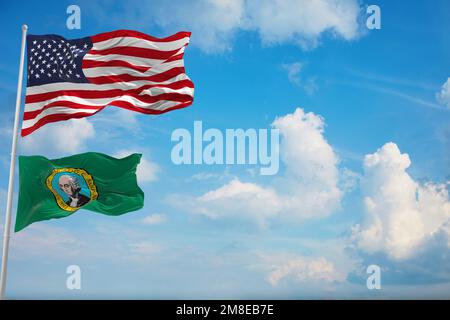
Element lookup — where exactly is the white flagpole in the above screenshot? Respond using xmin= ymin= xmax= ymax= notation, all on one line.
xmin=0 ymin=24 xmax=28 ymax=300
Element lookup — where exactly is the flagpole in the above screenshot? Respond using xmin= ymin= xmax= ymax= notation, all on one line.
xmin=0 ymin=24 xmax=28 ymax=300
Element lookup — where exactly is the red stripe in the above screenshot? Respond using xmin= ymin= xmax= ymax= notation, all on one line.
xmin=91 ymin=30 xmax=191 ymax=44
xmin=26 ymin=79 xmax=194 ymax=103
xmin=164 ymin=53 xmax=185 ymax=63
xmin=86 ymin=67 xmax=186 ymax=85
xmin=88 ymin=46 xmax=182 ymax=60
xmin=24 ymin=93 xmax=194 ymax=120
xmin=21 ymin=100 xmax=193 ymax=137
xmin=82 ymin=59 xmax=150 ymax=72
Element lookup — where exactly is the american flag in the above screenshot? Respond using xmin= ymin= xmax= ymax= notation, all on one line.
xmin=22 ymin=30 xmax=194 ymax=136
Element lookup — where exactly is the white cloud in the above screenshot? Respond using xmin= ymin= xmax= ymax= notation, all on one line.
xmin=282 ymin=62 xmax=318 ymax=94
xmin=266 ymin=256 xmax=345 ymax=286
xmin=283 ymin=62 xmax=303 ymax=86
xmin=436 ymin=77 xmax=450 ymax=108
xmin=177 ymin=108 xmax=342 ymax=226
xmin=19 ymin=118 xmax=95 ymax=155
xmin=114 ymin=150 xmax=159 ymax=183
xmin=198 ymin=179 xmax=282 ymax=227
xmin=246 ymin=0 xmax=361 ymax=49
xmin=140 ymin=213 xmax=167 ymax=225
xmin=352 ymin=142 xmax=450 ymax=260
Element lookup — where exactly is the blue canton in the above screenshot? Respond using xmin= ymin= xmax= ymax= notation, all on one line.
xmin=26 ymin=35 xmax=93 ymax=87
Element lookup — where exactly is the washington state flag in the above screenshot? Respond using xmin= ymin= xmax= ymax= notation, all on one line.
xmin=15 ymin=152 xmax=144 ymax=232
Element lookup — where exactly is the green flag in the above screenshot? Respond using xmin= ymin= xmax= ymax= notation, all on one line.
xmin=15 ymin=152 xmax=144 ymax=232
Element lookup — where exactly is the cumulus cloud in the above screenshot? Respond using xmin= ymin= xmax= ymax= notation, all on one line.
xmin=114 ymin=150 xmax=159 ymax=183
xmin=266 ymin=256 xmax=345 ymax=286
xmin=197 ymin=179 xmax=282 ymax=227
xmin=174 ymin=108 xmax=342 ymax=226
xmin=352 ymin=142 xmax=450 ymax=260
xmin=436 ymin=78 xmax=450 ymax=108
xmin=246 ymin=0 xmax=361 ymax=49
xmin=140 ymin=213 xmax=167 ymax=225
xmin=19 ymin=118 xmax=95 ymax=155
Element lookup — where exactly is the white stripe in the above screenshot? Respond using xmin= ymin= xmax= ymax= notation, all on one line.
xmin=82 ymin=59 xmax=184 ymax=78
xmin=26 ymin=73 xmax=191 ymax=95
xmin=25 ymin=86 xmax=195 ymax=112
xmin=92 ymin=36 xmax=190 ymax=52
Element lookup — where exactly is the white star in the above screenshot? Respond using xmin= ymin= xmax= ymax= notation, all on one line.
xmin=32 ymin=40 xmax=37 ymax=45
xmin=35 ymin=74 xmax=40 ymax=78
xmin=47 ymin=73 xmax=51 ymax=77
xmin=76 ymin=74 xmax=80 ymax=78
xmin=52 ymin=69 xmax=56 ymax=73
xmin=40 ymin=68 xmax=44 ymax=73
xmin=83 ymin=44 xmax=88 ymax=49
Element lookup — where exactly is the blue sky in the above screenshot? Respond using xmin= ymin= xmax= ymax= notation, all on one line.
xmin=0 ymin=0 xmax=449 ymax=299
